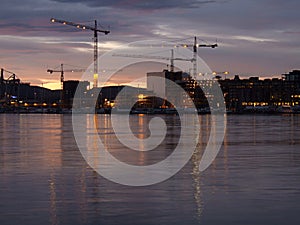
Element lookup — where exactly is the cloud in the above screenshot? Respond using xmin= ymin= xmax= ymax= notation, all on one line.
xmin=50 ymin=0 xmax=220 ymax=10
xmin=232 ymin=36 xmax=278 ymax=43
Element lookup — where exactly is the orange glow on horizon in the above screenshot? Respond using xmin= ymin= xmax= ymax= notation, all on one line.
xmin=42 ymin=82 xmax=61 ymax=90
xmin=39 ymin=80 xmax=147 ymax=90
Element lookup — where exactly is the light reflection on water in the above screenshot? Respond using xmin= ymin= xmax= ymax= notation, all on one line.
xmin=0 ymin=114 xmax=300 ymax=225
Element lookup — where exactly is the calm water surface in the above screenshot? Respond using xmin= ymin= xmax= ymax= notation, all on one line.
xmin=0 ymin=114 xmax=300 ymax=225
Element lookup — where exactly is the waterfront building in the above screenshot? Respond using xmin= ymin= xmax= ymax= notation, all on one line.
xmin=219 ymin=70 xmax=300 ymax=112
xmin=1 ymin=68 xmax=300 ymax=113
xmin=147 ymin=70 xmax=197 ymax=108
xmin=0 ymin=75 xmax=60 ymax=110
xmin=146 ymin=69 xmax=300 ymax=112
xmin=63 ymin=80 xmax=90 ymax=108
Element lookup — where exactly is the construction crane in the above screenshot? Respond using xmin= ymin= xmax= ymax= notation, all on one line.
xmin=1 ymin=68 xmax=20 ymax=82
xmin=113 ymin=49 xmax=193 ymax=72
xmin=47 ymin=64 xmax=85 ymax=89
xmin=50 ymin=18 xmax=110 ymax=88
xmin=129 ymin=36 xmax=217 ymax=78
xmin=0 ymin=68 xmax=21 ymax=103
xmin=180 ymin=36 xmax=217 ymax=79
xmin=46 ymin=64 xmax=121 ymax=88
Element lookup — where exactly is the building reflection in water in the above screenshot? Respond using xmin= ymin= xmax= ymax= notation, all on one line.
xmin=46 ymin=113 xmax=228 ymax=224
xmin=47 ymin=115 xmax=95 ymax=225
xmin=190 ymin=115 xmax=209 ymax=220
xmin=1 ymin=114 xmax=300 ymax=225
xmin=93 ymin=114 xmax=182 ymax=166
xmin=49 ymin=173 xmax=59 ymax=225
xmin=191 ymin=114 xmax=229 ymax=221
xmin=48 ymin=115 xmax=63 ymax=225
xmin=0 ymin=114 xmax=64 ymax=225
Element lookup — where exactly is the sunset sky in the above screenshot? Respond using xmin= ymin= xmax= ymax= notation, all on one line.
xmin=1 ymin=0 xmax=299 ymax=89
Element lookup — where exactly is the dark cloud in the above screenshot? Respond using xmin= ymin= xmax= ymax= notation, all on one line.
xmin=50 ymin=0 xmax=220 ymax=10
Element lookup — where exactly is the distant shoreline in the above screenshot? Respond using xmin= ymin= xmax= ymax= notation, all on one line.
xmin=1 ymin=108 xmax=300 ymax=115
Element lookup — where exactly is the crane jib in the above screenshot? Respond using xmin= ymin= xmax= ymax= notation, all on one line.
xmin=50 ymin=18 xmax=109 ymax=34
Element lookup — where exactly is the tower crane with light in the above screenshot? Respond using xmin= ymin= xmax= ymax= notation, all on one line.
xmin=50 ymin=18 xmax=110 ymax=88
xmin=47 ymin=63 xmax=86 ymax=89
xmin=180 ymin=36 xmax=218 ymax=79
xmin=125 ymin=36 xmax=218 ymax=78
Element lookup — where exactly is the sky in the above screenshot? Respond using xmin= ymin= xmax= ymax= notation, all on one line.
xmin=0 ymin=0 xmax=300 ymax=89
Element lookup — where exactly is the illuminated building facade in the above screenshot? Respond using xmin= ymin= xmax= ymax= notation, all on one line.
xmin=219 ymin=70 xmax=300 ymax=112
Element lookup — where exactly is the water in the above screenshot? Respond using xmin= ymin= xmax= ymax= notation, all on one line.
xmin=0 ymin=114 xmax=300 ymax=225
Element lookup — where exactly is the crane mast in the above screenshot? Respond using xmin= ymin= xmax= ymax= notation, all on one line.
xmin=94 ymin=20 xmax=98 ymax=88
xmin=193 ymin=36 xmax=197 ymax=79
xmin=182 ymin=36 xmax=218 ymax=79
xmin=50 ymin=18 xmax=110 ymax=88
